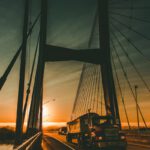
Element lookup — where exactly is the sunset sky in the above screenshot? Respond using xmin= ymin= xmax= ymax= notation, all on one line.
xmin=0 ymin=0 xmax=150 ymax=126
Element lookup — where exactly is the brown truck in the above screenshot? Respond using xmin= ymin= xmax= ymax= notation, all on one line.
xmin=66 ymin=113 xmax=127 ymax=149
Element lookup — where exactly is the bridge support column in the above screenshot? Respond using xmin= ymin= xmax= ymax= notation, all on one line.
xmin=15 ymin=0 xmax=29 ymax=145
xmin=98 ymin=0 xmax=121 ymax=127
xmin=26 ymin=0 xmax=47 ymax=136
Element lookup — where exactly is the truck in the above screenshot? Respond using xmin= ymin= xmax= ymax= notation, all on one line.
xmin=66 ymin=113 xmax=127 ymax=149
xmin=58 ymin=127 xmax=67 ymax=135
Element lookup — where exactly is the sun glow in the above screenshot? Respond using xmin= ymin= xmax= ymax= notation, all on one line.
xmin=42 ymin=121 xmax=66 ymax=127
xmin=43 ymin=107 xmax=49 ymax=118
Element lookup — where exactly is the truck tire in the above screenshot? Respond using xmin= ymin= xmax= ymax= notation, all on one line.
xmin=78 ymin=134 xmax=86 ymax=149
xmin=66 ymin=134 xmax=72 ymax=143
xmin=120 ymin=146 xmax=127 ymax=150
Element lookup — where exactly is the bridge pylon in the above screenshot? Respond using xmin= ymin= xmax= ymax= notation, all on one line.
xmin=26 ymin=0 xmax=47 ymax=136
xmin=98 ymin=0 xmax=121 ymax=127
xmin=26 ymin=0 xmax=121 ymax=137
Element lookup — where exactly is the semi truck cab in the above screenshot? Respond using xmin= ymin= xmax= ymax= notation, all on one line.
xmin=66 ymin=113 xmax=127 ymax=149
xmin=90 ymin=116 xmax=127 ymax=149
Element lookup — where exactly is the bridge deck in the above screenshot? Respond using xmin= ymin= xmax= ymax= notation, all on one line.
xmin=42 ymin=132 xmax=149 ymax=150
xmin=42 ymin=133 xmax=75 ymax=150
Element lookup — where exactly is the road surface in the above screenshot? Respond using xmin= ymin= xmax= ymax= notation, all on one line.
xmin=42 ymin=132 xmax=149 ymax=150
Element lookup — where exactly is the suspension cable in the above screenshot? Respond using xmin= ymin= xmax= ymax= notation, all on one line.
xmin=110 ymin=16 xmax=150 ymax=41
xmin=111 ymin=39 xmax=148 ymax=128
xmin=89 ymin=66 xmax=96 ymax=112
xmin=111 ymin=53 xmax=131 ymax=129
xmin=0 ymin=13 xmax=41 ymax=90
xmin=85 ymin=65 xmax=93 ymax=113
xmin=100 ymin=74 xmax=103 ymax=116
xmin=22 ymin=31 xmax=40 ymax=124
xmin=78 ymin=65 xmax=90 ymax=116
xmin=84 ymin=65 xmax=94 ymax=114
xmin=72 ymin=64 xmax=86 ymax=119
xmin=27 ymin=0 xmax=32 ymax=80
xmin=80 ymin=66 xmax=87 ymax=114
xmin=110 ymin=11 xmax=150 ymax=24
xmin=88 ymin=8 xmax=98 ymax=48
xmin=110 ymin=22 xmax=150 ymax=63
xmin=74 ymin=7 xmax=99 ymax=116
xmin=95 ymin=66 xmax=100 ymax=112
xmin=78 ymin=83 xmax=86 ymax=116
xmin=92 ymin=66 xmax=98 ymax=111
xmin=83 ymin=66 xmax=93 ymax=115
xmin=109 ymin=0 xmax=124 ymax=6
xmin=90 ymin=66 xmax=97 ymax=112
xmin=111 ymin=28 xmax=150 ymax=92
xmin=109 ymin=6 xmax=150 ymax=9
xmin=96 ymin=66 xmax=100 ymax=114
xmin=88 ymin=66 xmax=95 ymax=113
xmin=83 ymin=65 xmax=92 ymax=114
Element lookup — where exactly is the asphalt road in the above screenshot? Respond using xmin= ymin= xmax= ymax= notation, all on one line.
xmin=42 ymin=132 xmax=150 ymax=150
xmin=42 ymin=135 xmax=74 ymax=150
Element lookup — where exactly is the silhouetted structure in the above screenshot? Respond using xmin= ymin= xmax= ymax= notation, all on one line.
xmin=0 ymin=0 xmax=149 ymax=149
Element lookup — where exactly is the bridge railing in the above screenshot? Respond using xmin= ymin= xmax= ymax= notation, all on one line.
xmin=14 ymin=132 xmax=42 ymax=150
xmin=123 ymin=130 xmax=150 ymax=148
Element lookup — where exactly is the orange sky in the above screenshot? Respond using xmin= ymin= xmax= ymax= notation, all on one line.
xmin=0 ymin=61 xmax=83 ymax=123
xmin=0 ymin=0 xmax=150 ymax=127
xmin=0 ymin=61 xmax=150 ymax=125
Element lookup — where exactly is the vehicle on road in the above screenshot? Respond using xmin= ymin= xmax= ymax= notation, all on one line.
xmin=58 ymin=127 xmax=67 ymax=135
xmin=66 ymin=113 xmax=127 ymax=149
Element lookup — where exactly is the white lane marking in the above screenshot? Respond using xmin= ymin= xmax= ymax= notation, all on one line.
xmin=128 ymin=142 xmax=150 ymax=149
xmin=50 ymin=136 xmax=75 ymax=150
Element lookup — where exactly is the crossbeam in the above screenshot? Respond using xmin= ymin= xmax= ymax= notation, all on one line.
xmin=44 ymin=45 xmax=104 ymax=64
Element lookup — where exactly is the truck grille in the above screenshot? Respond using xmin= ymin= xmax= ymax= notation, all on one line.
xmin=104 ymin=128 xmax=119 ymax=141
xmin=105 ymin=136 xmax=119 ymax=141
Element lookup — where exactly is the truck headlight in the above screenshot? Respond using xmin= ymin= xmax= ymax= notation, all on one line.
xmin=120 ymin=135 xmax=126 ymax=140
xmin=98 ymin=136 xmax=103 ymax=140
xmin=91 ymin=132 xmax=96 ymax=137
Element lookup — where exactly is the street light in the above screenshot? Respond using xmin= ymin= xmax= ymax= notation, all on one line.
xmin=135 ymin=85 xmax=140 ymax=131
xmin=43 ymin=99 xmax=56 ymax=105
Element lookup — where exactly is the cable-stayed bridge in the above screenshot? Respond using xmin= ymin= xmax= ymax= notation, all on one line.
xmin=0 ymin=0 xmax=150 ymax=149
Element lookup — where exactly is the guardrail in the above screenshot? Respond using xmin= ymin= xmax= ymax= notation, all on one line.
xmin=14 ymin=132 xmax=42 ymax=150
xmin=123 ymin=130 xmax=150 ymax=148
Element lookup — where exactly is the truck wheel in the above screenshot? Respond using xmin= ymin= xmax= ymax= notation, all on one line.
xmin=78 ymin=135 xmax=86 ymax=149
xmin=66 ymin=134 xmax=72 ymax=143
xmin=120 ymin=147 xmax=127 ymax=150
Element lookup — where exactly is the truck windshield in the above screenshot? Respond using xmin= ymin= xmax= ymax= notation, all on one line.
xmin=93 ymin=117 xmax=113 ymax=126
xmin=99 ymin=119 xmax=108 ymax=124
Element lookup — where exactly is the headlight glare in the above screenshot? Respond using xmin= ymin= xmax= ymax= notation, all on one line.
xmin=99 ymin=136 xmax=103 ymax=140
xmin=121 ymin=135 xmax=126 ymax=140
xmin=91 ymin=132 xmax=96 ymax=137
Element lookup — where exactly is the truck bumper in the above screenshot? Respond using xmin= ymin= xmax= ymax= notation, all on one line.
xmin=97 ymin=141 xmax=127 ymax=149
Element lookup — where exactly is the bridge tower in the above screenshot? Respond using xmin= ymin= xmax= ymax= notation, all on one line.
xmin=26 ymin=0 xmax=121 ymax=136
xmin=98 ymin=0 xmax=121 ymax=126
xmin=15 ymin=0 xmax=29 ymax=144
xmin=26 ymin=0 xmax=47 ymax=135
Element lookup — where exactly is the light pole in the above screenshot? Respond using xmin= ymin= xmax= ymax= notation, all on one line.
xmin=43 ymin=99 xmax=55 ymax=105
xmin=135 ymin=85 xmax=140 ymax=131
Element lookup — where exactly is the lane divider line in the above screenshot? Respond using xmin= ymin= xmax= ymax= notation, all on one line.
xmin=49 ymin=136 xmax=76 ymax=150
